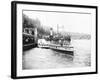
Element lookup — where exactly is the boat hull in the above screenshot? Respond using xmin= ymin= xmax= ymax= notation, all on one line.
xmin=51 ymin=48 xmax=74 ymax=55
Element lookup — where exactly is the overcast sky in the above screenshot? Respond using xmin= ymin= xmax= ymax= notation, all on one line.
xmin=23 ymin=11 xmax=92 ymax=34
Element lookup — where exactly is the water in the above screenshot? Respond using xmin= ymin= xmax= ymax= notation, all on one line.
xmin=23 ymin=40 xmax=91 ymax=69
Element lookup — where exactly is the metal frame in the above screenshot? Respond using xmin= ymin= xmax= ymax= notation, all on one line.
xmin=11 ymin=1 xmax=98 ymax=79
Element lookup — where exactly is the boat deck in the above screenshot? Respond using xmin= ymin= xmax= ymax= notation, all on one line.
xmin=38 ymin=43 xmax=74 ymax=55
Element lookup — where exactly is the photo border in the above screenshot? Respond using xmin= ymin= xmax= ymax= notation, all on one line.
xmin=11 ymin=1 xmax=98 ymax=79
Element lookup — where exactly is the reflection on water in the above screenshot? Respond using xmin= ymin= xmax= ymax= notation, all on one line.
xmin=23 ymin=40 xmax=91 ymax=69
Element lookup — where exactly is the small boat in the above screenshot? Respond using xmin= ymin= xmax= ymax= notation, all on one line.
xmin=50 ymin=44 xmax=74 ymax=55
xmin=38 ymin=39 xmax=50 ymax=48
xmin=38 ymin=44 xmax=50 ymax=49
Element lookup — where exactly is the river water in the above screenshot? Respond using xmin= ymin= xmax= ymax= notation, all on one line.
xmin=23 ymin=40 xmax=91 ymax=69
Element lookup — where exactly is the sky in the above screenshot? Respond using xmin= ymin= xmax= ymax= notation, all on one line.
xmin=23 ymin=10 xmax=92 ymax=34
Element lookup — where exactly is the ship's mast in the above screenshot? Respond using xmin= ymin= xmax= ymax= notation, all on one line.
xmin=50 ymin=28 xmax=53 ymax=36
